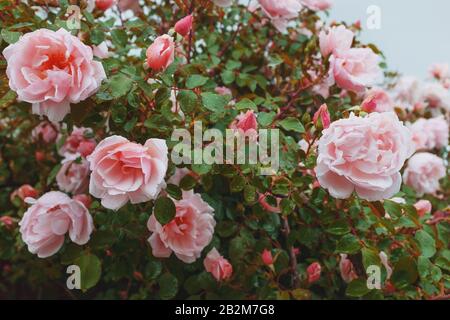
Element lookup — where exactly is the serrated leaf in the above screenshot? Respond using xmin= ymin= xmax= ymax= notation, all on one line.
xmin=154 ymin=197 xmax=176 ymax=225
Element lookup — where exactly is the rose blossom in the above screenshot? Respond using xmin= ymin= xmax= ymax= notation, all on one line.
xmin=261 ymin=249 xmax=274 ymax=265
xmin=88 ymin=135 xmax=168 ymax=210
xmin=330 ymin=48 xmax=384 ymax=93
xmin=307 ymin=262 xmax=321 ymax=284
xmin=147 ymin=191 xmax=215 ymax=263
xmin=361 ymin=87 xmax=394 ymax=113
xmin=56 ymin=156 xmax=90 ymax=195
xmin=319 ymin=25 xmax=354 ymax=57
xmin=316 ymin=112 xmax=414 ymax=201
xmin=230 ymin=110 xmax=258 ymax=133
xmin=73 ymin=194 xmax=92 ymax=209
xmin=313 ymin=103 xmax=331 ymax=129
xmin=256 ymin=0 xmax=303 ymax=33
xmin=403 ymin=152 xmax=446 ymax=196
xmin=414 ymin=200 xmax=432 ymax=218
xmin=420 ymin=82 xmax=450 ymax=110
xmin=174 ymin=15 xmax=193 ymax=37
xmin=19 ymin=191 xmax=94 ymax=258
xmin=339 ymin=254 xmax=358 ymax=283
xmin=11 ymin=184 xmax=39 ymax=202
xmin=92 ymin=41 xmax=110 ymax=59
xmin=146 ymin=35 xmax=175 ymax=71
xmin=301 ymin=0 xmax=331 ymax=11
xmin=410 ymin=117 xmax=449 ymax=151
xmin=429 ymin=63 xmax=450 ymax=80
xmin=391 ymin=76 xmax=424 ymax=111
xmin=32 ymin=121 xmax=59 ymax=144
xmin=215 ymin=86 xmax=232 ymax=96
xmin=2 ymin=28 xmax=106 ymax=122
xmin=59 ymin=127 xmax=97 ymax=158
xmin=204 ymin=248 xmax=233 ymax=281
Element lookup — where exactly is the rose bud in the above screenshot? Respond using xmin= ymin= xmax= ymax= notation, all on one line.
xmin=313 ymin=103 xmax=331 ymax=129
xmin=414 ymin=200 xmax=432 ymax=218
xmin=146 ymin=35 xmax=175 ymax=71
xmin=96 ymin=0 xmax=115 ymax=11
xmin=11 ymin=185 xmax=39 ymax=202
xmin=261 ymin=249 xmax=274 ymax=265
xmin=307 ymin=262 xmax=321 ymax=284
xmin=174 ymin=14 xmax=193 ymax=37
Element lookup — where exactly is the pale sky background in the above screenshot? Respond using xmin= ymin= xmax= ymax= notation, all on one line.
xmin=327 ymin=0 xmax=450 ymax=77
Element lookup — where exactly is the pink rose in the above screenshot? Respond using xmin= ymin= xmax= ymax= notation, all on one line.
xmin=410 ymin=117 xmax=449 ymax=151
xmin=301 ymin=0 xmax=331 ymax=11
xmin=11 ymin=184 xmax=39 ymax=202
xmin=319 ymin=25 xmax=354 ymax=58
xmin=56 ymin=156 xmax=90 ymax=195
xmin=96 ymin=0 xmax=115 ymax=11
xmin=316 ymin=112 xmax=414 ymax=201
xmin=230 ymin=110 xmax=258 ymax=133
xmin=88 ymin=135 xmax=168 ymax=210
xmin=92 ymin=41 xmax=110 ymax=59
xmin=414 ymin=200 xmax=432 ymax=218
xmin=313 ymin=103 xmax=331 ymax=129
xmin=215 ymin=86 xmax=232 ymax=96
xmin=32 ymin=121 xmax=59 ymax=144
xmin=2 ymin=28 xmax=106 ymax=122
xmin=146 ymin=35 xmax=175 ymax=71
xmin=204 ymin=248 xmax=233 ymax=281
xmin=420 ymin=82 xmax=450 ymax=110
xmin=147 ymin=191 xmax=215 ymax=263
xmin=391 ymin=76 xmax=424 ymax=111
xmin=361 ymin=87 xmax=394 ymax=113
xmin=339 ymin=254 xmax=358 ymax=283
xmin=403 ymin=152 xmax=446 ymax=196
xmin=330 ymin=48 xmax=383 ymax=93
xmin=307 ymin=262 xmax=321 ymax=284
xmin=429 ymin=63 xmax=450 ymax=80
xmin=174 ymin=14 xmax=193 ymax=37
xmin=19 ymin=191 xmax=94 ymax=258
xmin=256 ymin=0 xmax=303 ymax=33
xmin=261 ymin=249 xmax=274 ymax=265
xmin=59 ymin=127 xmax=97 ymax=158
xmin=73 ymin=194 xmax=92 ymax=209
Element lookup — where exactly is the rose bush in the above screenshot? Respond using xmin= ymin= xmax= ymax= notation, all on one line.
xmin=0 ymin=0 xmax=448 ymax=300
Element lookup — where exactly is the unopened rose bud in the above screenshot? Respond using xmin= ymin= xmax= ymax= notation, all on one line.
xmin=96 ymin=0 xmax=115 ymax=11
xmin=307 ymin=262 xmax=321 ymax=284
xmin=261 ymin=249 xmax=274 ymax=265
xmin=11 ymin=185 xmax=39 ymax=202
xmin=313 ymin=104 xmax=331 ymax=130
xmin=174 ymin=14 xmax=193 ymax=37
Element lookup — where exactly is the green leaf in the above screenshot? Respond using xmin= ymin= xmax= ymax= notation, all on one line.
xmin=244 ymin=185 xmax=257 ymax=204
xmin=111 ymin=104 xmax=127 ymax=123
xmin=278 ymin=117 xmax=305 ymax=133
xmin=391 ymin=257 xmax=418 ymax=289
xmin=177 ymin=90 xmax=198 ymax=113
xmin=186 ymin=75 xmax=209 ymax=88
xmin=111 ymin=29 xmax=128 ymax=47
xmin=230 ymin=175 xmax=245 ymax=193
xmin=145 ymin=260 xmax=162 ymax=280
xmin=415 ymin=230 xmax=436 ymax=258
xmin=201 ymin=92 xmax=230 ymax=113
xmin=74 ymin=254 xmax=102 ymax=291
xmin=1 ymin=29 xmax=21 ymax=44
xmin=325 ymin=219 xmax=351 ymax=236
xmin=346 ymin=279 xmax=371 ymax=297
xmin=180 ymin=174 xmax=197 ymax=190
xmin=257 ymin=112 xmax=276 ymax=127
xmin=221 ymin=70 xmax=235 ymax=84
xmin=235 ymin=98 xmax=257 ymax=111
xmin=361 ymin=247 xmax=381 ymax=271
xmin=166 ymin=184 xmax=182 ymax=200
xmin=383 ymin=200 xmax=402 ymax=218
xmin=107 ymin=74 xmax=133 ymax=99
xmin=158 ymin=273 xmax=178 ymax=300
xmin=336 ymin=234 xmax=361 ymax=254
xmin=154 ymin=197 xmax=176 ymax=225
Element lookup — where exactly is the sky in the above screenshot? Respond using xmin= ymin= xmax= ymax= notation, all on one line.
xmin=327 ymin=0 xmax=450 ymax=78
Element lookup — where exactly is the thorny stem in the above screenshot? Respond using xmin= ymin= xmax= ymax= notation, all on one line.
xmin=282 ymin=216 xmax=300 ymax=288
